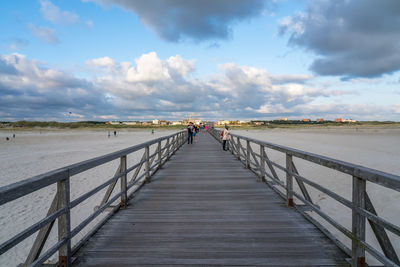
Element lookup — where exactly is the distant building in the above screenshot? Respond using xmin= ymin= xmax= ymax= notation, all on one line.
xmin=217 ymin=120 xmax=230 ymax=125
xmin=159 ymin=120 xmax=167 ymax=126
xmin=335 ymin=118 xmax=343 ymax=123
xmin=170 ymin=121 xmax=182 ymax=125
xmin=302 ymin=119 xmax=311 ymax=122
xmin=251 ymin=120 xmax=265 ymax=126
xmin=152 ymin=119 xmax=159 ymax=125
xmin=316 ymin=118 xmax=324 ymax=122
xmin=122 ymin=121 xmax=140 ymax=125
xmin=278 ymin=118 xmax=288 ymax=121
xmin=343 ymin=119 xmax=356 ymax=123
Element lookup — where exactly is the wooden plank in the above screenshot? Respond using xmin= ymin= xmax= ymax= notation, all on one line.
xmin=73 ymin=132 xmax=348 ymax=266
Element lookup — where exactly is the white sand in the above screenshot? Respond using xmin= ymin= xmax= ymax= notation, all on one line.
xmin=0 ymin=127 xmax=399 ymax=265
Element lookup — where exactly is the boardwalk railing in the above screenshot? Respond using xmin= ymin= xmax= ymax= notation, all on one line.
xmin=209 ymin=128 xmax=400 ymax=267
xmin=0 ymin=131 xmax=186 ymax=267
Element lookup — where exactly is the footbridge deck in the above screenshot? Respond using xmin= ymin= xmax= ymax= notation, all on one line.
xmin=73 ymin=133 xmax=347 ymax=266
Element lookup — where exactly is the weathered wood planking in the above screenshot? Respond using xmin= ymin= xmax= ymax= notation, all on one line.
xmin=73 ymin=132 xmax=348 ymax=266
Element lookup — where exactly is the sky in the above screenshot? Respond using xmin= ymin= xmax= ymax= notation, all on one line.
xmin=0 ymin=0 xmax=399 ymax=122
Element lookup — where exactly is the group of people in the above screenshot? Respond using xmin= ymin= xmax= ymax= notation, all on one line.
xmin=187 ymin=122 xmax=199 ymax=144
xmin=187 ymin=122 xmax=230 ymax=151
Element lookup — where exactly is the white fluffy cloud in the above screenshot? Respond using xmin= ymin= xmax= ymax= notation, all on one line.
xmin=40 ymin=0 xmax=79 ymax=25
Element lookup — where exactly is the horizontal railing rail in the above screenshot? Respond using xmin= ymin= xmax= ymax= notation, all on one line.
xmin=0 ymin=131 xmax=186 ymax=267
xmin=209 ymin=128 xmax=400 ymax=267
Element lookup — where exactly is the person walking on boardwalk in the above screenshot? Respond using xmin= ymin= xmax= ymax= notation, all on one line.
xmin=193 ymin=125 xmax=198 ymax=143
xmin=187 ymin=122 xmax=194 ymax=144
xmin=221 ymin=125 xmax=230 ymax=151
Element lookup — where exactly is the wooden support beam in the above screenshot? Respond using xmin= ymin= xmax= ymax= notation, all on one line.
xmin=145 ymin=145 xmax=150 ymax=183
xmin=263 ymin=151 xmax=281 ymax=183
xmin=286 ymin=154 xmax=294 ymax=207
xmin=99 ymin=164 xmax=121 ymax=208
xmin=365 ymin=193 xmax=400 ymax=265
xmin=157 ymin=141 xmax=162 ymax=169
xmin=352 ymin=176 xmax=366 ymax=267
xmin=291 ymin=160 xmax=313 ymax=204
xmin=25 ymin=193 xmax=59 ymax=265
xmin=246 ymin=140 xmax=251 ymax=169
xmin=236 ymin=137 xmax=241 ymax=160
xmin=120 ymin=156 xmax=127 ymax=208
xmin=129 ymin=151 xmax=146 ymax=183
xmin=259 ymin=145 xmax=266 ymax=182
xmin=57 ymin=177 xmax=71 ymax=267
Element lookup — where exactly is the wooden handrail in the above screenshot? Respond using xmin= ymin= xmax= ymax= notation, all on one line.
xmin=208 ymin=127 xmax=400 ymax=267
xmin=0 ymin=130 xmax=186 ymax=267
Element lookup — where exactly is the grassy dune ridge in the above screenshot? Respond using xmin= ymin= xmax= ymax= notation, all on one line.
xmin=1 ymin=120 xmax=399 ymax=131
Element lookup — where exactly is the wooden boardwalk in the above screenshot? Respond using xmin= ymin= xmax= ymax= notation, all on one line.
xmin=73 ymin=132 xmax=348 ymax=266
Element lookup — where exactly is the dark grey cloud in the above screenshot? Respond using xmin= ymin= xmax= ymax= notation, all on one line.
xmin=85 ymin=0 xmax=268 ymax=42
xmin=279 ymin=0 xmax=400 ymax=79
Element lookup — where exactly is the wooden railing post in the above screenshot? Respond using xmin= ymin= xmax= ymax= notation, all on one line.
xmin=352 ymin=176 xmax=366 ymax=267
xmin=172 ymin=135 xmax=176 ymax=154
xmin=57 ymin=175 xmax=71 ymax=267
xmin=145 ymin=145 xmax=150 ymax=183
xmin=286 ymin=153 xmax=294 ymax=207
xmin=236 ymin=137 xmax=240 ymax=160
xmin=158 ymin=140 xmax=162 ymax=169
xmin=246 ymin=140 xmax=250 ymax=169
xmin=259 ymin=145 xmax=266 ymax=182
xmin=120 ymin=155 xmax=127 ymax=208
xmin=166 ymin=138 xmax=170 ymax=160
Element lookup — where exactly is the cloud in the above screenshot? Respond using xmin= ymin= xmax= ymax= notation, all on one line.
xmin=0 ymin=53 xmax=109 ymax=120
xmin=0 ymin=52 xmax=397 ymax=121
xmin=40 ymin=0 xmax=79 ymax=25
xmin=83 ymin=0 xmax=268 ymax=42
xmin=279 ymin=0 xmax=400 ymax=78
xmin=28 ymin=24 xmax=59 ymax=43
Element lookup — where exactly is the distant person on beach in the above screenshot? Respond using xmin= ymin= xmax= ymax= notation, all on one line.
xmin=187 ymin=122 xmax=194 ymax=144
xmin=13 ymin=134 xmax=15 ymax=138
xmin=6 ymin=137 xmax=10 ymax=141
xmin=221 ymin=125 xmax=230 ymax=151
xmin=114 ymin=130 xmax=117 ymax=137
xmin=152 ymin=129 xmax=155 ymax=134
xmin=108 ymin=131 xmax=110 ymax=138
xmin=205 ymin=125 xmax=208 ymax=131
